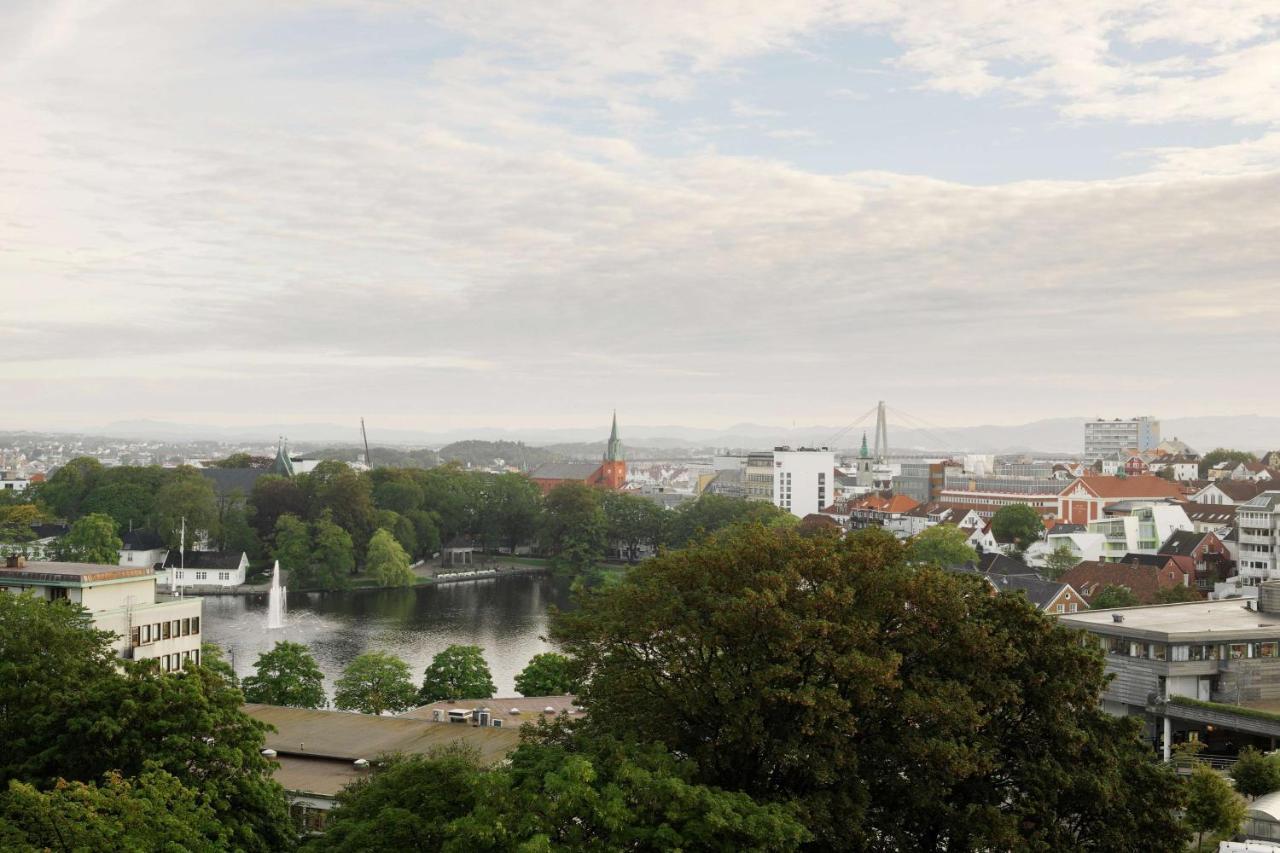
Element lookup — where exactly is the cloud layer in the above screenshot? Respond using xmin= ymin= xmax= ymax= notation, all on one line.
xmin=3 ymin=1 xmax=1279 ymax=433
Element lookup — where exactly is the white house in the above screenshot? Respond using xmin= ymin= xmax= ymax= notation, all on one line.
xmin=164 ymin=550 xmax=249 ymax=588
xmin=118 ymin=530 xmax=170 ymax=570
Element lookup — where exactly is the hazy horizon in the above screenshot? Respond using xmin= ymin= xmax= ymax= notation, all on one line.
xmin=5 ymin=2 xmax=1279 ymax=428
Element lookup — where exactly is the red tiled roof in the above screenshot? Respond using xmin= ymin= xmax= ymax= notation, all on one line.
xmin=1059 ymin=559 xmax=1193 ymax=605
xmin=1069 ymin=475 xmax=1184 ymax=499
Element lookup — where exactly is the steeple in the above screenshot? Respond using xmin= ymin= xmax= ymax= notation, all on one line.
xmin=269 ymin=436 xmax=295 ymax=477
xmin=859 ymin=431 xmax=869 ymax=459
xmin=604 ymin=411 xmax=623 ymax=462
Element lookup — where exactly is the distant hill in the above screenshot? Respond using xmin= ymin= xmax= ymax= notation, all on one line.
xmin=436 ymin=440 xmax=560 ymax=471
xmin=311 ymin=445 xmax=441 ymax=468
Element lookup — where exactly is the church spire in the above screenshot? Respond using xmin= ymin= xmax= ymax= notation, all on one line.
xmin=859 ymin=431 xmax=869 ymax=459
xmin=269 ymin=436 xmax=295 ymax=477
xmin=604 ymin=411 xmax=623 ymax=462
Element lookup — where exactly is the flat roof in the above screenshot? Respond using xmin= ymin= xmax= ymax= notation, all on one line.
xmin=399 ymin=695 xmax=580 ymax=722
xmin=271 ymin=755 xmax=365 ymax=799
xmin=0 ymin=561 xmax=152 ymax=585
xmin=1061 ymin=599 xmax=1280 ymax=641
xmin=244 ymin=704 xmax=520 ymax=765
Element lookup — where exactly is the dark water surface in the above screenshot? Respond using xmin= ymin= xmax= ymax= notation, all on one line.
xmin=201 ymin=574 xmax=575 ymax=698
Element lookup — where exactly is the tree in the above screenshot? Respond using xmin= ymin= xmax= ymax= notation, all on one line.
xmin=603 ymin=491 xmax=666 ymax=562
xmin=1091 ymin=584 xmax=1141 ymax=609
xmin=307 ymin=727 xmax=809 ymax=853
xmin=667 ymin=493 xmax=793 ymax=548
xmin=990 ymin=502 xmax=1043 ymax=554
xmin=304 ymin=460 xmax=375 ymax=553
xmin=514 ymin=652 xmax=578 ymax=697
xmin=415 ymin=464 xmax=480 ymax=544
xmin=1154 ymin=584 xmax=1201 ymax=604
xmin=201 ymin=642 xmax=238 ymax=685
xmin=0 ymin=770 xmax=225 ymax=852
xmin=34 ymin=456 xmax=102 ymax=519
xmin=907 ymin=524 xmax=978 ymax=567
xmin=1200 ymin=448 xmax=1258 ymax=478
xmin=1043 ymin=543 xmax=1082 ymax=579
xmin=372 ymin=479 xmax=423 ymax=515
xmin=405 ymin=509 xmax=442 ymax=559
xmin=311 ymin=516 xmax=355 ymax=590
xmin=1184 ymin=763 xmax=1246 ymax=849
xmin=249 ymin=475 xmax=307 ymax=541
xmin=541 ymin=481 xmax=607 ymax=576
xmin=419 ymin=644 xmax=496 ymax=703
xmin=152 ymin=468 xmax=219 ymax=550
xmin=374 ymin=509 xmax=418 ymax=558
xmin=553 ymin=525 xmax=1189 ymax=851
xmin=1231 ymin=747 xmax=1280 ymax=799
xmin=484 ymin=472 xmax=543 ymax=554
xmin=366 ymin=528 xmax=414 ymax=587
xmin=272 ymin=513 xmax=313 ymax=585
xmin=334 ymin=651 xmax=419 ymax=715
xmin=57 ymin=513 xmax=122 ymax=564
xmin=242 ymin=641 xmax=327 ymax=709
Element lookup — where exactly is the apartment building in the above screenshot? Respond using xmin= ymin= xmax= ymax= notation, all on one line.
xmin=771 ymin=447 xmax=835 ymax=518
xmin=0 ymin=557 xmax=203 ymax=670
xmin=1085 ymin=502 xmax=1192 ymax=561
xmin=743 ymin=451 xmax=775 ymax=503
xmin=1237 ymin=492 xmax=1280 ymax=585
xmin=1084 ymin=417 xmax=1160 ymax=459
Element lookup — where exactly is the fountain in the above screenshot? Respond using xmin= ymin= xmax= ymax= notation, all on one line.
xmin=266 ymin=560 xmax=287 ymax=630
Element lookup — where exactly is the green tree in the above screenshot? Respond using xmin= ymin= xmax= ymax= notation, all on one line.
xmin=304 ymin=460 xmax=376 ymax=553
xmin=1184 ymin=763 xmax=1247 ymax=849
xmin=0 ymin=770 xmax=225 ymax=852
xmin=667 ymin=493 xmax=793 ymax=548
xmin=34 ymin=456 xmax=103 ymax=519
xmin=1200 ymin=448 xmax=1258 ymax=478
xmin=415 ymin=464 xmax=480 ymax=544
xmin=372 ymin=479 xmax=423 ymax=515
xmin=310 ymin=516 xmax=355 ymax=590
xmin=366 ymin=528 xmax=414 ymax=587
xmin=218 ymin=504 xmax=263 ymax=558
xmin=272 ymin=513 xmax=313 ymax=585
xmin=152 ymin=467 xmax=219 ymax=550
xmin=1232 ymin=747 xmax=1280 ymax=799
xmin=1043 ymin=542 xmax=1082 ymax=579
xmin=201 ymin=642 xmax=238 ymax=686
xmin=374 ymin=509 xmax=418 ymax=558
xmin=603 ymin=491 xmax=667 ymax=562
xmin=990 ymin=502 xmax=1044 ymax=554
xmin=242 ymin=641 xmax=327 ymax=709
xmin=487 ymin=472 xmax=543 ymax=554
xmin=907 ymin=524 xmax=978 ymax=567
xmin=541 ymin=481 xmax=607 ymax=576
xmin=249 ymin=474 xmax=307 ymax=541
xmin=405 ymin=509 xmax=442 ymax=559
xmin=57 ymin=512 xmax=122 ymax=564
xmin=1154 ymin=584 xmax=1201 ymax=604
xmin=80 ymin=477 xmax=156 ymax=532
xmin=1091 ymin=584 xmax=1141 ymax=609
xmin=419 ymin=644 xmax=497 ymax=703
xmin=514 ymin=652 xmax=578 ymax=697
xmin=334 ymin=651 xmax=419 ymax=715
xmin=553 ymin=525 xmax=1189 ymax=851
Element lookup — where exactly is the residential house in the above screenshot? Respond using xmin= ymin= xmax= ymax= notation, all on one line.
xmin=949 ymin=554 xmax=1086 ymax=615
xmin=1085 ymin=501 xmax=1192 ymax=561
xmin=1059 ymin=558 xmax=1192 ymax=606
xmin=1192 ymin=479 xmax=1272 ymax=506
xmin=1182 ymin=501 xmax=1239 ymax=534
xmin=1159 ymin=530 xmax=1232 ymax=593
xmin=1236 ymin=492 xmax=1280 ymax=586
xmin=118 ymin=529 xmax=169 ymax=570
xmin=1057 ymin=475 xmax=1185 ymax=525
xmin=164 ymin=550 xmax=249 ymax=588
xmin=1148 ymin=454 xmax=1200 ymax=482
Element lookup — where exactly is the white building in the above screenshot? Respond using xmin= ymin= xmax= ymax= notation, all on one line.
xmin=164 ymin=550 xmax=249 ymax=589
xmin=0 ymin=557 xmax=203 ymax=670
xmin=0 ymin=474 xmax=29 ymax=492
xmin=771 ymin=447 xmax=835 ymax=518
xmin=1085 ymin=503 xmax=1192 ymax=561
xmin=1237 ymin=492 xmax=1280 ymax=585
xmin=1084 ymin=417 xmax=1160 ymax=459
xmin=1037 ymin=531 xmax=1107 ymax=565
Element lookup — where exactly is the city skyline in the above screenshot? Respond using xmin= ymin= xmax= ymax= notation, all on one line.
xmin=5 ymin=1 xmax=1280 ymax=429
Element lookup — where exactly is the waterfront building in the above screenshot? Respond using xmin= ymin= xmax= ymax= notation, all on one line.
xmin=163 ymin=549 xmax=249 ymax=588
xmin=0 ymin=556 xmax=202 ymax=670
xmin=1084 ymin=416 xmax=1160 ymax=459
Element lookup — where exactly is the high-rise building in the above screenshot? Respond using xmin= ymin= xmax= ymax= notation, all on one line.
xmin=1237 ymin=492 xmax=1280 ymax=585
xmin=1084 ymin=417 xmax=1160 ymax=459
xmin=772 ymin=447 xmax=835 ymax=517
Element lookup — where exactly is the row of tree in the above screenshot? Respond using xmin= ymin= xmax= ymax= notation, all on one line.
xmin=239 ymin=641 xmax=577 ymax=713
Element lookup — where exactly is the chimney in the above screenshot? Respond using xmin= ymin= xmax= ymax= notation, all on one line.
xmin=5 ymin=555 xmax=25 ymax=569
xmin=1112 ymin=613 xmax=1124 ymax=623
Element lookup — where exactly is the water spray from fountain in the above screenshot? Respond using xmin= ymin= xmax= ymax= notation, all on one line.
xmin=267 ymin=559 xmax=287 ymax=630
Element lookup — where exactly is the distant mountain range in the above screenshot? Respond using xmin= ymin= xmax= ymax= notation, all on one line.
xmin=74 ymin=415 xmax=1280 ymax=456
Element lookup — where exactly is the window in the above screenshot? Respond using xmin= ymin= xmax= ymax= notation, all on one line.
xmin=172 ymin=619 xmax=180 ymax=636
xmin=1069 ymin=603 xmax=1078 ymax=613
xmin=1230 ymin=644 xmax=1248 ymax=660
xmin=1056 ymin=604 xmax=1065 ymax=614
xmin=1260 ymin=643 xmax=1278 ymax=658
xmin=49 ymin=587 xmax=68 ymax=601
xmin=181 ymin=618 xmax=190 ymax=636
xmin=162 ymin=622 xmax=171 ymax=640
xmin=131 ymin=627 xmax=141 ymax=647
xmin=195 ymin=571 xmax=207 ymax=581
xmin=1152 ymin=644 xmax=1167 ymax=662
xmin=191 ymin=617 xmax=200 ymax=635
xmin=1171 ymin=645 xmax=1190 ymax=662
xmin=219 ymin=572 xmax=230 ymax=581
xmin=141 ymin=624 xmax=151 ymax=644
xmin=193 ymin=648 xmax=200 ymax=666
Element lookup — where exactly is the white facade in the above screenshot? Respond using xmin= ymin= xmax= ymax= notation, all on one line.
xmin=171 ymin=552 xmax=249 ymax=588
xmin=0 ymin=560 xmax=203 ymax=668
xmin=1085 ymin=503 xmax=1191 ymax=561
xmin=119 ymin=546 xmax=169 ymax=569
xmin=1084 ymin=417 xmax=1160 ymax=459
xmin=1237 ymin=493 xmax=1280 ymax=584
xmin=1040 ymin=531 xmax=1107 ymax=564
xmin=771 ymin=448 xmax=836 ymax=518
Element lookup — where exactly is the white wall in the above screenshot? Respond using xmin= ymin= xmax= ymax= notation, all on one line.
xmin=772 ymin=450 xmax=835 ymax=518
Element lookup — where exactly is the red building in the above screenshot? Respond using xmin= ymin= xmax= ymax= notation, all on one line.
xmin=529 ymin=413 xmax=627 ymax=495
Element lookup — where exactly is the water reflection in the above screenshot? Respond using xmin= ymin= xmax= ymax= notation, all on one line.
xmin=201 ymin=575 xmax=574 ymax=698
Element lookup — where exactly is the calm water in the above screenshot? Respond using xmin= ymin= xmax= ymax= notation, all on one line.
xmin=201 ymin=574 xmax=575 ymax=699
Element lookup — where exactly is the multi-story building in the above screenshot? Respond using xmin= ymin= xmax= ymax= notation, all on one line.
xmin=938 ymin=471 xmax=1062 ymax=519
xmin=892 ymin=461 xmax=959 ymax=505
xmin=0 ymin=556 xmax=203 ymax=670
xmin=1084 ymin=502 xmax=1192 ymax=561
xmin=1236 ymin=492 xmax=1280 ymax=585
xmin=771 ymin=447 xmax=835 ymax=518
xmin=1084 ymin=417 xmax=1160 ymax=459
xmin=743 ymin=451 xmax=775 ymax=503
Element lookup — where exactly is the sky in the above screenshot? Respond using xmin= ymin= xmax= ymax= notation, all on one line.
xmin=3 ymin=0 xmax=1279 ymax=435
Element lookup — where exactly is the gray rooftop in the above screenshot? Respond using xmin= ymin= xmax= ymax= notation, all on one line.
xmin=528 ymin=461 xmax=601 ymax=481
xmin=1061 ymin=598 xmax=1280 ymax=641
xmin=0 ymin=561 xmax=152 ymax=585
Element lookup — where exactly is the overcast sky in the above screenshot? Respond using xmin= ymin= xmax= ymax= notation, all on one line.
xmin=4 ymin=1 xmax=1279 ymax=434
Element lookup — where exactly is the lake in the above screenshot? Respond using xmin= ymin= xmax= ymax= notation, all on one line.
xmin=201 ymin=574 xmax=576 ymax=699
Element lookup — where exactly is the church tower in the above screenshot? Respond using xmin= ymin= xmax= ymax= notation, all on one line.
xmin=599 ymin=412 xmax=626 ymax=490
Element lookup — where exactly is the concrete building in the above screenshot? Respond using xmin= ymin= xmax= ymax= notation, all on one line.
xmin=743 ymin=451 xmax=775 ymax=503
xmin=938 ymin=471 xmax=1063 ymax=519
xmin=0 ymin=557 xmax=202 ymax=669
xmin=771 ymin=447 xmax=835 ymax=518
xmin=1061 ymin=586 xmax=1280 ymax=760
xmin=1085 ymin=502 xmax=1192 ymax=561
xmin=1237 ymin=492 xmax=1280 ymax=585
xmin=1084 ymin=416 xmax=1160 ymax=459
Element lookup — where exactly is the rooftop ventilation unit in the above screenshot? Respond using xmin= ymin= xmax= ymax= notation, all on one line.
xmin=1112 ymin=613 xmax=1124 ymax=623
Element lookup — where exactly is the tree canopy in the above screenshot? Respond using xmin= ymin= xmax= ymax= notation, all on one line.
xmin=1231 ymin=747 xmax=1280 ymax=799
xmin=334 ymin=651 xmax=419 ymax=715
xmin=419 ymin=645 xmax=497 ymax=703
xmin=907 ymin=523 xmax=977 ymax=567
xmin=1184 ymin=763 xmax=1246 ymax=849
xmin=1090 ymin=584 xmax=1141 ymax=609
xmin=1043 ymin=543 xmax=1082 ymax=579
xmin=366 ymin=528 xmax=414 ymax=587
xmin=242 ymin=641 xmax=327 ymax=709
xmin=1200 ymin=448 xmax=1258 ymax=478
xmin=552 ymin=524 xmax=1189 ymax=851
xmin=989 ymin=503 xmax=1044 ymax=554
xmin=514 ymin=652 xmax=578 ymax=697
xmin=56 ymin=513 xmax=122 ymax=564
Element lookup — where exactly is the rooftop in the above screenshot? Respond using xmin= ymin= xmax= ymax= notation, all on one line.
xmin=399 ymin=695 xmax=580 ymax=721
xmin=1060 ymin=598 xmax=1280 ymax=639
xmin=0 ymin=561 xmax=152 ymax=585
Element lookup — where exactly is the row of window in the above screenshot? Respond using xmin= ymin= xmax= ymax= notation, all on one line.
xmin=132 ymin=616 xmax=200 ymax=647
xmin=1097 ymin=635 xmax=1280 ymax=661
xmin=155 ymin=648 xmax=200 ymax=672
